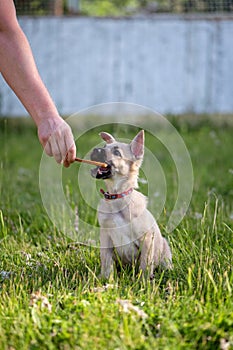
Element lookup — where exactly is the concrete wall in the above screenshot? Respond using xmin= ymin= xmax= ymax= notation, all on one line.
xmin=0 ymin=15 xmax=233 ymax=116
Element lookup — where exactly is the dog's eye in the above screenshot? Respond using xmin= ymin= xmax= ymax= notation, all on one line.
xmin=113 ymin=149 xmax=122 ymax=157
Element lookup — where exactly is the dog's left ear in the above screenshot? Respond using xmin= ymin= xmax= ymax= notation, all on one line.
xmin=130 ymin=130 xmax=144 ymax=159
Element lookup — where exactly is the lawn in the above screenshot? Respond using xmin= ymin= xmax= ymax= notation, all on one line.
xmin=0 ymin=116 xmax=233 ymax=350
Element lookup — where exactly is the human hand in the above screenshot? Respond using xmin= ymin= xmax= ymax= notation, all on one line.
xmin=37 ymin=116 xmax=76 ymax=167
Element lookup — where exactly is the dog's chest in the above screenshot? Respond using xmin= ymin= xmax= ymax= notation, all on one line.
xmin=98 ymin=200 xmax=136 ymax=243
xmin=99 ymin=209 xmax=139 ymax=262
xmin=99 ymin=204 xmax=131 ymax=230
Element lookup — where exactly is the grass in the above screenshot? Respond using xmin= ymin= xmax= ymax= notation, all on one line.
xmin=0 ymin=116 xmax=233 ymax=350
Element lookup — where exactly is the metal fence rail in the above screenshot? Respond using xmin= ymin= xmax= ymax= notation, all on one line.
xmin=14 ymin=0 xmax=233 ymax=16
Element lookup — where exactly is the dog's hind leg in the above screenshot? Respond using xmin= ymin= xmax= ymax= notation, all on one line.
xmin=161 ymin=238 xmax=172 ymax=270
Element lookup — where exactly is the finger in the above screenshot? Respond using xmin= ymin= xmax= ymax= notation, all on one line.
xmin=66 ymin=140 xmax=76 ymax=162
xmin=63 ymin=143 xmax=76 ymax=167
xmin=54 ymin=123 xmax=72 ymax=162
xmin=57 ymin=133 xmax=67 ymax=162
xmin=50 ymin=136 xmax=63 ymax=163
xmin=44 ymin=141 xmax=53 ymax=157
xmin=63 ymin=128 xmax=76 ymax=165
xmin=63 ymin=156 xmax=69 ymax=168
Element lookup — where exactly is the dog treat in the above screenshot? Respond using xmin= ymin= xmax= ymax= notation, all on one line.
xmin=75 ymin=157 xmax=108 ymax=168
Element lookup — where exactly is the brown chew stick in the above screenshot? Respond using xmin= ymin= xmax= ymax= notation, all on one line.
xmin=75 ymin=157 xmax=107 ymax=168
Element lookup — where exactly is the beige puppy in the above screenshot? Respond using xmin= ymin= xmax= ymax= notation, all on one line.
xmin=91 ymin=130 xmax=172 ymax=279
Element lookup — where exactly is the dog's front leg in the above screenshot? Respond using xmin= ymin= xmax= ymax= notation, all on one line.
xmin=100 ymin=229 xmax=114 ymax=279
xmin=139 ymin=233 xmax=155 ymax=278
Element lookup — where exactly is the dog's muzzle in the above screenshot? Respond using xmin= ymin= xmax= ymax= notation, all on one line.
xmin=90 ymin=148 xmax=112 ymax=179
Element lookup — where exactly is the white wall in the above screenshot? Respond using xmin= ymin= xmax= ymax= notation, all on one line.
xmin=0 ymin=15 xmax=233 ymax=116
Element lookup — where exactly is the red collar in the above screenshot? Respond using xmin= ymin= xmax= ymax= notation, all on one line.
xmin=100 ymin=188 xmax=133 ymax=200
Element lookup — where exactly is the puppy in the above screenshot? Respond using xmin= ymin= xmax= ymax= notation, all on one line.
xmin=91 ymin=130 xmax=172 ymax=279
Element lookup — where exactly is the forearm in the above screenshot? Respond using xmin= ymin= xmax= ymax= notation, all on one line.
xmin=0 ymin=0 xmax=76 ymax=166
xmin=0 ymin=25 xmax=59 ymax=126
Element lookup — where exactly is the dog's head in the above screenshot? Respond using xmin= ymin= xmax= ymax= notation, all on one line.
xmin=90 ymin=130 xmax=144 ymax=187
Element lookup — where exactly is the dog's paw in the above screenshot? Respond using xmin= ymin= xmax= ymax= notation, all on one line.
xmin=150 ymin=273 xmax=155 ymax=280
xmin=98 ymin=271 xmax=114 ymax=283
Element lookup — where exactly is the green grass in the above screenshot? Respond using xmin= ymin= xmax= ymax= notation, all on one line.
xmin=0 ymin=116 xmax=233 ymax=350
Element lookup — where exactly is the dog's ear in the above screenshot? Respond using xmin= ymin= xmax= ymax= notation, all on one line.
xmin=130 ymin=130 xmax=144 ymax=159
xmin=99 ymin=132 xmax=116 ymax=144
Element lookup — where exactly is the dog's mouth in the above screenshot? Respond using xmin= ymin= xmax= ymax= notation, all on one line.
xmin=91 ymin=163 xmax=112 ymax=179
xmin=90 ymin=147 xmax=112 ymax=179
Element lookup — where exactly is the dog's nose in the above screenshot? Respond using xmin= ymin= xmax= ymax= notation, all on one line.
xmin=90 ymin=148 xmax=106 ymax=163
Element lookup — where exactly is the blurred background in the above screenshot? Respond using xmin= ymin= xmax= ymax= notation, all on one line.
xmin=0 ymin=0 xmax=232 ymax=116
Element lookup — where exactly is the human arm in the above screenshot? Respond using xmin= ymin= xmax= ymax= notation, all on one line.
xmin=0 ymin=0 xmax=76 ymax=167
